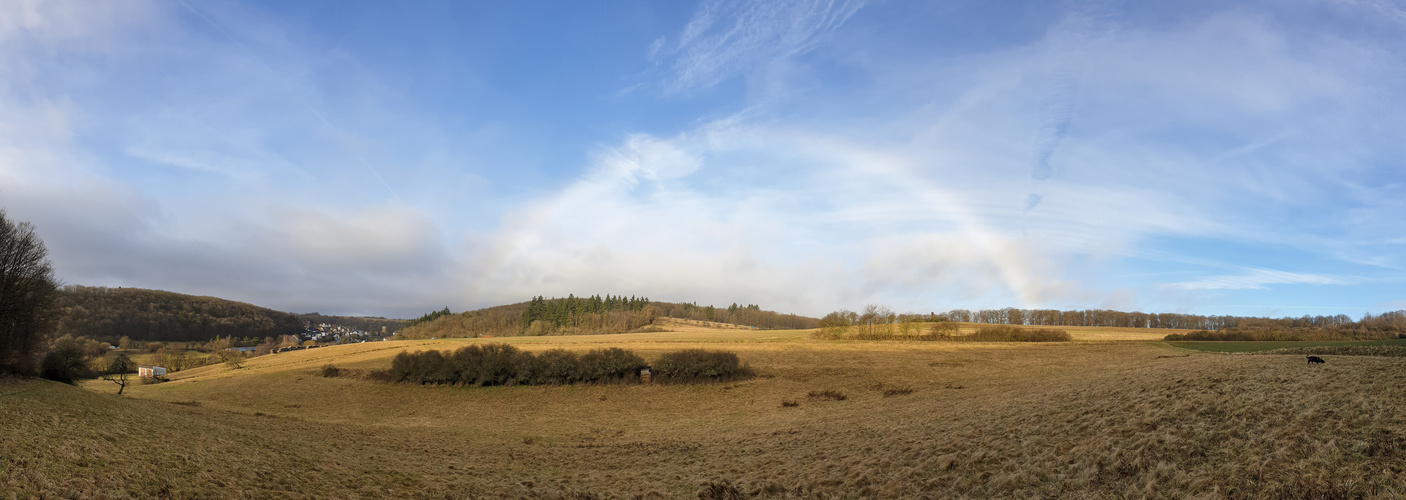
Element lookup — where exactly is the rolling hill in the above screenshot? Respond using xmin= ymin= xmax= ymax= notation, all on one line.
xmin=398 ymin=296 xmax=820 ymax=339
xmin=55 ymin=286 xmax=306 ymax=343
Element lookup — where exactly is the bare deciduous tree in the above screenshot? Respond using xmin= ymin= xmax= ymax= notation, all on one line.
xmin=218 ymin=349 xmax=245 ymax=369
xmin=0 ymin=210 xmax=61 ymax=375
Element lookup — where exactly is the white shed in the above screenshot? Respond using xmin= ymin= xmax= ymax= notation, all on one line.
xmin=138 ymin=366 xmax=167 ymax=378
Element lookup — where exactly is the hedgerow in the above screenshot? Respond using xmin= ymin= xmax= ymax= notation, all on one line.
xmin=652 ymin=349 xmax=750 ymax=381
xmin=386 ymin=345 xmax=752 ymax=386
xmin=388 ymin=344 xmax=649 ymax=386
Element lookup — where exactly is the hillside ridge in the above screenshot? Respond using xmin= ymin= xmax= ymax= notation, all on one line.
xmin=55 ymin=286 xmax=406 ymax=343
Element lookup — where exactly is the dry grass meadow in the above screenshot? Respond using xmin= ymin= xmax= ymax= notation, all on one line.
xmin=5 ymin=325 xmax=1404 ymax=498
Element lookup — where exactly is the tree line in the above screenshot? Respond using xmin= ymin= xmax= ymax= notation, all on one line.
xmin=820 ymin=304 xmax=1406 ymax=341
xmin=1165 ymin=311 xmax=1406 ymax=341
xmin=404 ymin=307 xmax=454 ymax=329
xmin=651 ymin=302 xmax=819 ymax=330
xmin=519 ymin=294 xmax=653 ymax=334
xmin=933 ymin=307 xmax=1405 ymax=332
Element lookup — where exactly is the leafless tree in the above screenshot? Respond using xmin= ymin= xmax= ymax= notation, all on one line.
xmin=0 ymin=210 xmax=61 ymax=375
xmin=218 ymin=349 xmax=245 ymax=369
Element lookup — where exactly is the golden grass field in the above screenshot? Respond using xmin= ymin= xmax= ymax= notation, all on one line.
xmin=4 ymin=325 xmax=1403 ymax=498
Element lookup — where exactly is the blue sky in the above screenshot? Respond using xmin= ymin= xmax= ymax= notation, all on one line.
xmin=2 ymin=0 xmax=1403 ymax=319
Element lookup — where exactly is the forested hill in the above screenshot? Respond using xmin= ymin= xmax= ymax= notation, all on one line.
xmin=56 ymin=286 xmax=307 ymax=343
xmin=397 ymin=295 xmax=821 ymax=339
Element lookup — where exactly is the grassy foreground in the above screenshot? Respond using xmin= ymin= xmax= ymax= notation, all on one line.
xmin=4 ymin=329 xmax=1404 ymax=498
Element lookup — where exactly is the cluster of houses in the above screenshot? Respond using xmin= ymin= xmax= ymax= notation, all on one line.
xmin=271 ymin=326 xmax=387 ymax=353
xmin=304 ymin=324 xmax=388 ymax=344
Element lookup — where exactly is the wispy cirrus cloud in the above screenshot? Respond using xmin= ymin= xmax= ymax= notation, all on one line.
xmin=1166 ymin=269 xmax=1357 ymax=291
xmin=647 ymin=0 xmax=865 ymax=95
xmin=1028 ymin=0 xmax=1118 ymax=183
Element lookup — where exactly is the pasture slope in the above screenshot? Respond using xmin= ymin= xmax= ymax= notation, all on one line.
xmin=4 ymin=326 xmax=1404 ymax=498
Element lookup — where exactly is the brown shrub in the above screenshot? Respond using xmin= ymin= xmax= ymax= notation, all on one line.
xmin=807 ymin=390 xmax=846 ymax=401
xmin=882 ymin=387 xmax=914 ymax=397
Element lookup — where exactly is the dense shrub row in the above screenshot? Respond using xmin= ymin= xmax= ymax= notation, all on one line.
xmin=386 ymin=344 xmax=750 ymax=386
xmin=652 ymin=349 xmax=750 ymax=380
xmin=389 ymin=344 xmax=645 ymax=385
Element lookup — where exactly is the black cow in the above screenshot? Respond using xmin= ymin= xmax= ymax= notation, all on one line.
xmin=1307 ymin=356 xmax=1326 ymax=364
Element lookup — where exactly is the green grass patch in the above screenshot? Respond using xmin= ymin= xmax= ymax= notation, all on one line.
xmin=1253 ymin=345 xmax=1406 ymax=357
xmin=1168 ymin=339 xmax=1406 ymax=353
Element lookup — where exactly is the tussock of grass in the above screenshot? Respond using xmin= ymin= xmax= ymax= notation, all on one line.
xmin=882 ymin=387 xmax=914 ymax=397
xmin=807 ymin=390 xmax=846 ymax=401
xmin=780 ymin=400 xmax=799 ymax=407
xmin=697 ymin=480 xmax=744 ymax=500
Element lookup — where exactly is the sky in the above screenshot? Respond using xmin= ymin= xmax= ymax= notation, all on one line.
xmin=2 ymin=0 xmax=1404 ymax=320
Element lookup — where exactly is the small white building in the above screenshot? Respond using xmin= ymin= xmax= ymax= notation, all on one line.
xmin=138 ymin=366 xmax=167 ymax=378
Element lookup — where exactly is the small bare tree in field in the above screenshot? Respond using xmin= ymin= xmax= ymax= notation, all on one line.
xmin=219 ymin=349 xmax=245 ymax=369
xmin=929 ymin=321 xmax=960 ymax=339
xmin=102 ymin=354 xmax=136 ymax=395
